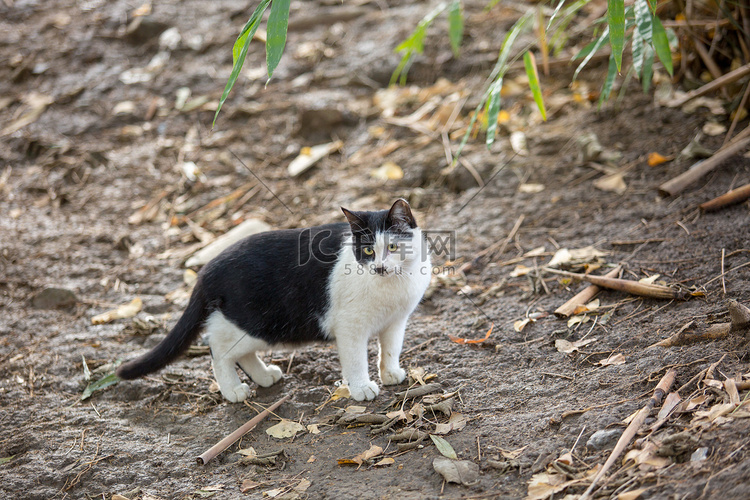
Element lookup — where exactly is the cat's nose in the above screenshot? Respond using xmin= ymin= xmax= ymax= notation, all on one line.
xmin=374 ymin=265 xmax=387 ymax=276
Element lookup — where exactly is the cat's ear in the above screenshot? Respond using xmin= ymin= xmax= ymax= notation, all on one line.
xmin=387 ymin=198 xmax=417 ymax=229
xmin=341 ymin=207 xmax=367 ymax=233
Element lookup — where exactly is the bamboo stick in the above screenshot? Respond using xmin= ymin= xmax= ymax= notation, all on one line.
xmin=196 ymin=394 xmax=290 ymax=465
xmin=554 ymin=266 xmax=622 ymax=318
xmin=579 ymin=369 xmax=676 ymax=500
xmin=667 ymin=62 xmax=750 ymax=108
xmin=700 ymin=183 xmax=750 ymax=211
xmin=545 ymin=268 xmax=689 ymax=300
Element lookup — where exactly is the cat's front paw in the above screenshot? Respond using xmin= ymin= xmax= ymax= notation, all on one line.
xmin=222 ymin=383 xmax=253 ymax=403
xmin=253 ymin=364 xmax=283 ymax=388
xmin=380 ymin=367 xmax=406 ymax=386
xmin=348 ymin=380 xmax=379 ymax=401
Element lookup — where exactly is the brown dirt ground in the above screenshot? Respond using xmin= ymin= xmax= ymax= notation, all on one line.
xmin=2 ymin=1 xmax=750 ymax=499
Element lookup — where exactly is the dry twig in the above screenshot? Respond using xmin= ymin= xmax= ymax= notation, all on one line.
xmin=545 ymin=268 xmax=689 ymax=300
xmin=650 ymin=300 xmax=750 ymax=347
xmin=554 ymin=266 xmax=622 ymax=318
xmin=197 ymin=394 xmax=290 ymax=465
xmin=579 ymin=369 xmax=676 ymax=500
xmin=699 ymin=183 xmax=750 ymax=212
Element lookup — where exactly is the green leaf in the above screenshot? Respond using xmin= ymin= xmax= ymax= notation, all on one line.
xmin=598 ymin=54 xmax=618 ymax=106
xmin=0 ymin=456 xmax=14 ymax=466
xmin=573 ymin=27 xmax=609 ymax=81
xmin=213 ymin=0 xmax=272 ymax=128
xmin=484 ymin=77 xmax=503 ymax=148
xmin=391 ymin=2 xmax=448 ymax=85
xmin=524 ymin=51 xmax=547 ymax=121
xmin=81 ymin=373 xmax=120 ymax=401
xmin=641 ymin=43 xmax=654 ymax=92
xmin=493 ymin=11 xmax=534 ymax=80
xmin=266 ymin=0 xmax=291 ymax=81
xmin=607 ymin=0 xmax=625 ymax=73
xmin=632 ymin=24 xmax=645 ymax=76
xmin=633 ymin=0 xmax=653 ymax=43
xmin=448 ymin=0 xmax=463 ymax=57
xmin=547 ymin=0 xmax=567 ymax=31
xmin=430 ymin=435 xmax=457 ymax=460
xmin=651 ymin=14 xmax=672 ymax=76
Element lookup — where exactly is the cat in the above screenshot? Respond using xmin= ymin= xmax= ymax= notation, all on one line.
xmin=116 ymin=199 xmax=432 ymax=402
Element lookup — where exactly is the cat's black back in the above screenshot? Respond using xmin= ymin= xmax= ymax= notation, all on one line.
xmin=203 ymin=222 xmax=349 ymax=343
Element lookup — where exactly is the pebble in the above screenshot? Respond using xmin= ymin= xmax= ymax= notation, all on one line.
xmin=31 ymin=287 xmax=77 ymax=309
xmin=586 ymin=428 xmax=623 ymax=450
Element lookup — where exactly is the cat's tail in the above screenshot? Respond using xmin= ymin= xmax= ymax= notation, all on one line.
xmin=116 ymin=282 xmax=210 ymax=380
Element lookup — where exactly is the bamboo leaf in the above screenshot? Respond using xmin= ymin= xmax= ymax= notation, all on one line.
xmin=266 ymin=0 xmax=291 ymax=81
xmin=632 ymin=24 xmax=645 ymax=76
xmin=524 ymin=51 xmax=546 ymax=121
xmin=448 ymin=0 xmax=463 ymax=57
xmin=81 ymin=373 xmax=120 ymax=401
xmin=547 ymin=0 xmax=567 ymax=31
xmin=573 ymin=27 xmax=609 ymax=80
xmin=651 ymin=14 xmax=673 ymax=76
xmin=598 ymin=54 xmax=618 ymax=106
xmin=391 ymin=3 xmax=448 ymax=85
xmin=493 ymin=11 xmax=534 ymax=80
xmin=607 ymin=0 xmax=625 ymax=73
xmin=641 ymin=43 xmax=654 ymax=92
xmin=485 ymin=77 xmax=503 ymax=148
xmin=213 ymin=0 xmax=272 ymax=128
xmin=430 ymin=435 xmax=458 ymax=460
xmin=634 ymin=0 xmax=653 ymax=43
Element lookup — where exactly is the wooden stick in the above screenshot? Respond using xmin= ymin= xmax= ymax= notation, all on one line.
xmin=658 ymin=132 xmax=750 ymax=197
xmin=650 ymin=300 xmax=750 ymax=347
xmin=699 ymin=183 xmax=750 ymax=211
xmin=554 ymin=266 xmax=622 ymax=318
xmin=196 ymin=394 xmax=290 ymax=465
xmin=667 ymin=62 xmax=750 ymax=108
xmin=544 ymin=268 xmax=689 ymax=300
xmin=579 ymin=369 xmax=676 ymax=500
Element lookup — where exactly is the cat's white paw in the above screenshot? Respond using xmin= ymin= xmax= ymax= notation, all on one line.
xmin=380 ymin=367 xmax=406 ymax=386
xmin=222 ymin=383 xmax=253 ymax=403
xmin=348 ymin=380 xmax=379 ymax=401
xmin=253 ymin=364 xmax=283 ymax=388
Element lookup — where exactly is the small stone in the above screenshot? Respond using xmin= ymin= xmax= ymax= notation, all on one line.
xmin=31 ymin=287 xmax=77 ymax=309
xmin=586 ymin=428 xmax=623 ymax=450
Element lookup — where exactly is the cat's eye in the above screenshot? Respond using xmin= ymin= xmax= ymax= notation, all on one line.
xmin=388 ymin=243 xmax=398 ymax=252
xmin=363 ymin=246 xmax=374 ymax=256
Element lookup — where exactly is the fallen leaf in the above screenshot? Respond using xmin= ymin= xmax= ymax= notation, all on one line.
xmin=572 ymin=298 xmax=600 ymax=315
xmin=293 ymin=479 xmax=311 ymax=492
xmin=263 ymin=488 xmax=284 ymax=498
xmin=639 ymin=274 xmax=660 ymax=285
xmin=656 ymin=392 xmax=682 ymax=421
xmin=434 ymin=413 xmax=468 ymax=435
xmin=593 ymin=173 xmax=627 ymax=194
xmin=618 ymin=488 xmax=647 ymax=500
xmin=240 ymin=480 xmax=261 ymax=493
xmin=518 ymin=183 xmax=545 ymax=193
xmin=430 ymin=435 xmax=457 ymax=459
xmin=566 ymin=314 xmax=591 ymax=328
xmin=307 ymin=455 xmax=316 ymax=463
xmin=370 ymin=161 xmax=404 ymax=181
xmin=0 ymin=456 xmax=15 ymax=466
xmin=623 ymin=441 xmax=671 ymax=469
xmin=555 ymin=337 xmax=597 ymax=353
xmin=647 ymin=152 xmax=671 ymax=167
xmin=330 ymin=384 xmax=351 ymax=400
xmin=266 ymin=419 xmax=305 ymax=439
xmin=338 ymin=444 xmax=383 ymax=466
xmin=598 ymin=353 xmax=626 ymax=366
xmin=345 ymin=405 xmax=367 ymax=414
xmin=514 ymin=318 xmax=532 ymax=332
xmin=91 ymin=297 xmax=143 ymax=325
xmin=500 ymin=445 xmax=527 ymax=460
xmin=448 ymin=324 xmax=494 ymax=344
xmin=306 ymin=424 xmax=320 ymax=434
xmin=510 ymin=131 xmax=528 ymax=155
xmin=409 ymin=366 xmax=426 ymax=385
xmin=288 ymin=140 xmax=343 ymax=177
xmin=685 ymin=395 xmax=707 ymax=411
xmin=702 ymin=121 xmax=726 ymax=136
xmin=432 ymin=457 xmax=479 ymax=486
xmin=548 ymin=246 xmax=607 ymax=268
xmin=236 ymin=447 xmax=257 ymax=457
xmin=510 ymin=265 xmax=532 ymax=277
xmin=373 ymin=457 xmax=395 ymax=467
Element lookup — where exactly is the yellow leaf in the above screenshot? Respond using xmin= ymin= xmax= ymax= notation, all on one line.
xmin=370 ymin=161 xmax=404 ymax=181
xmin=330 ymin=385 xmax=351 ymax=401
xmin=648 ymin=152 xmax=671 ymax=167
xmin=266 ymin=419 xmax=305 ymax=439
xmin=598 ymin=353 xmax=626 ymax=366
xmin=373 ymin=457 xmax=395 ymax=467
xmin=91 ymin=297 xmax=143 ymax=325
xmin=593 ymin=173 xmax=627 ymax=194
xmin=306 ymin=424 xmax=320 ymax=434
xmin=514 ymin=318 xmax=531 ymax=332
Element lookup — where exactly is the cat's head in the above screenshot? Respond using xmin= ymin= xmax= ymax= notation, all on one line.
xmin=340 ymin=199 xmax=424 ymax=276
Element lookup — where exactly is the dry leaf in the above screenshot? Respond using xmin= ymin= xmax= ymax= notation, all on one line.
xmin=91 ymin=297 xmax=143 ymax=325
xmin=685 ymin=395 xmax=707 ymax=411
xmin=344 ymin=405 xmax=367 ymax=414
xmin=514 ymin=318 xmax=532 ymax=332
xmin=623 ymin=442 xmax=671 ymax=469
xmin=434 ymin=413 xmax=468 ymax=435
xmin=656 ymin=392 xmax=682 ymax=421
xmin=647 ymin=152 xmax=671 ymax=167
xmin=432 ymin=457 xmax=479 ymax=485
xmin=306 ymin=424 xmax=320 ymax=434
xmin=448 ymin=324 xmax=494 ymax=344
xmin=548 ymin=246 xmax=607 ymax=268
xmin=370 ymin=161 xmax=404 ymax=181
xmin=510 ymin=265 xmax=532 ymax=277
xmin=567 ymin=314 xmax=591 ymax=328
xmin=555 ymin=337 xmax=597 ymax=353
xmin=330 ymin=384 xmax=351 ymax=400
xmin=572 ymin=298 xmax=600 ymax=315
xmin=293 ymin=479 xmax=311 ymax=493
xmin=639 ymin=274 xmax=660 ymax=285
xmin=236 ymin=447 xmax=257 ymax=457
xmin=500 ymin=446 xmax=527 ymax=460
xmin=618 ymin=488 xmax=647 ymax=500
xmin=702 ymin=121 xmax=726 ymax=136
xmin=593 ymin=173 xmax=627 ymax=194
xmin=373 ymin=457 xmax=395 ymax=467
xmin=266 ymin=419 xmax=305 ymax=439
xmin=598 ymin=353 xmax=626 ymax=366
xmin=338 ymin=444 xmax=383 ymax=466
xmin=288 ymin=140 xmax=343 ymax=177
xmin=518 ymin=183 xmax=545 ymax=193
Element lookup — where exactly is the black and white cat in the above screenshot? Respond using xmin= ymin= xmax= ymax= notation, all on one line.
xmin=117 ymin=199 xmax=431 ymax=402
